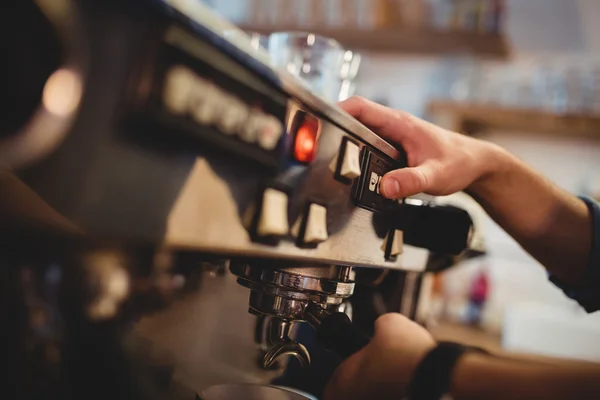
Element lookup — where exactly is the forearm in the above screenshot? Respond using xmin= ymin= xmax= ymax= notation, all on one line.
xmin=466 ymin=144 xmax=592 ymax=284
xmin=451 ymin=353 xmax=600 ymax=400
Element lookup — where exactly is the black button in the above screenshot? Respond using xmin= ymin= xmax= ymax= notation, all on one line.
xmin=352 ymin=149 xmax=399 ymax=213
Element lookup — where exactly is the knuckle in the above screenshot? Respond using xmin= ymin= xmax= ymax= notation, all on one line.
xmin=391 ymin=109 xmax=419 ymax=141
xmin=375 ymin=313 xmax=405 ymax=329
xmin=348 ymin=95 xmax=368 ymax=106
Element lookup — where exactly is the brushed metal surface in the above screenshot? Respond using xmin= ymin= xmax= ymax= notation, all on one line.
xmin=158 ymin=5 xmax=426 ymax=270
xmin=165 ymin=102 xmax=428 ymax=271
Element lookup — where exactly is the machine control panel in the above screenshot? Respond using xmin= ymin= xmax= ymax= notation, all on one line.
xmin=160 ymin=63 xmax=284 ymax=152
xmin=137 ymin=42 xmax=288 ymax=170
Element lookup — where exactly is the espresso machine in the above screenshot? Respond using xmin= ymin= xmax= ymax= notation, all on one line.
xmin=0 ymin=1 xmax=475 ymax=399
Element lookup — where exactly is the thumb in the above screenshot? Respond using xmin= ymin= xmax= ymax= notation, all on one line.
xmin=380 ymin=164 xmax=435 ymax=198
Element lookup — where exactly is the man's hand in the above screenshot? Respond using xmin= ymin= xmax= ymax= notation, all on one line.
xmin=323 ymin=315 xmax=600 ymax=400
xmin=338 ymin=96 xmax=504 ymax=199
xmin=323 ymin=313 xmax=435 ymax=400
xmin=339 ymin=96 xmax=592 ymax=286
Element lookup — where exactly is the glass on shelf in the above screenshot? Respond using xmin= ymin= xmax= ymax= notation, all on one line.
xmin=429 ymin=54 xmax=600 ymax=118
xmin=337 ymin=50 xmax=362 ymax=101
xmin=267 ymin=31 xmax=346 ymax=101
xmin=222 ymin=30 xmax=270 ymax=51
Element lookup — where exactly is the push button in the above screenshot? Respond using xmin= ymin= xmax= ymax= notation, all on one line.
xmin=239 ymin=110 xmax=262 ymax=143
xmin=257 ymin=115 xmax=284 ymax=150
xmin=217 ymin=95 xmax=249 ymax=135
xmin=163 ymin=66 xmax=196 ymax=115
xmin=381 ymin=229 xmax=403 ymax=259
xmin=257 ymin=188 xmax=289 ymax=237
xmin=339 ymin=140 xmax=361 ymax=179
xmin=190 ymin=81 xmax=223 ymax=125
xmin=330 ymin=138 xmax=361 ymax=182
xmin=292 ymin=203 xmax=329 ymax=247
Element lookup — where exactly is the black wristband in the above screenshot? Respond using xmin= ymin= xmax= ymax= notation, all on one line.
xmin=407 ymin=341 xmax=486 ymax=400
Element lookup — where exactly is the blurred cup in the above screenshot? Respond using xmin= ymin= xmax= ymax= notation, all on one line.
xmin=268 ymin=31 xmax=346 ymax=101
xmin=223 ymin=30 xmax=270 ymax=51
xmin=337 ymin=50 xmax=362 ymax=101
xmin=246 ymin=32 xmax=270 ymax=50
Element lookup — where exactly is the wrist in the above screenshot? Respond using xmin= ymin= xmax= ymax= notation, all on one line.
xmin=407 ymin=342 xmax=486 ymax=400
xmin=466 ymin=141 xmax=515 ymax=199
xmin=449 ymin=352 xmax=486 ymax=398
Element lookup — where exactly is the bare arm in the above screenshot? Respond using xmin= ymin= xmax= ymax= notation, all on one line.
xmin=466 ymin=147 xmax=592 ymax=284
xmin=452 ymin=352 xmax=600 ymax=400
xmin=324 ymin=313 xmax=600 ymax=400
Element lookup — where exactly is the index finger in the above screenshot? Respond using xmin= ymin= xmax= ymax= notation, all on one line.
xmin=337 ymin=96 xmax=415 ymax=144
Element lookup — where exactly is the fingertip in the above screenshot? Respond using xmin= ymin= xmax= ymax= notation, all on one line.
xmin=380 ymin=176 xmax=401 ymax=198
xmin=337 ymin=95 xmax=368 ymax=115
xmin=383 ymin=167 xmax=429 ymax=198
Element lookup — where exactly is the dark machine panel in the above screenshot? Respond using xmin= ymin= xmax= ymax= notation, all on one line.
xmin=135 ymin=31 xmax=289 ymax=169
xmin=2 ymin=0 xmax=433 ymax=271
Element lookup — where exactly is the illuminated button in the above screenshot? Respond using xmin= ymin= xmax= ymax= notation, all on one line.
xmin=330 ymin=139 xmax=361 ymax=180
xmin=239 ymin=110 xmax=263 ymax=143
xmin=217 ymin=96 xmax=249 ymax=135
xmin=292 ymin=203 xmax=328 ymax=245
xmin=163 ymin=66 xmax=196 ymax=114
xmin=257 ymin=188 xmax=289 ymax=237
xmin=257 ymin=115 xmax=284 ymax=150
xmin=293 ymin=116 xmax=319 ymax=163
xmin=381 ymin=230 xmax=403 ymax=257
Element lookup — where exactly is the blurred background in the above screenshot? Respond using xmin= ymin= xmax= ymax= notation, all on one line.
xmin=200 ymin=0 xmax=600 ymax=364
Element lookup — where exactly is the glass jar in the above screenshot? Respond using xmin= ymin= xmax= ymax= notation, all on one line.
xmin=268 ymin=31 xmax=346 ymax=101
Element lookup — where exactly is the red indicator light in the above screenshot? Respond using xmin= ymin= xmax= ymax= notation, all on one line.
xmin=293 ymin=115 xmax=319 ymax=163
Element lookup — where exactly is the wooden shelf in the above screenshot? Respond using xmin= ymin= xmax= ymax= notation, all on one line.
xmin=426 ymin=101 xmax=600 ymax=140
xmin=237 ymin=25 xmax=509 ymax=58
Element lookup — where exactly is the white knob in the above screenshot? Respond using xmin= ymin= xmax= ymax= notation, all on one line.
xmin=330 ymin=140 xmax=362 ymax=180
xmin=163 ymin=65 xmax=196 ymax=115
xmin=239 ymin=110 xmax=263 ymax=143
xmin=304 ymin=203 xmax=328 ymax=243
xmin=292 ymin=203 xmax=329 ymax=244
xmin=217 ymin=96 xmax=249 ymax=135
xmin=257 ymin=115 xmax=284 ymax=150
xmin=340 ymin=141 xmax=361 ymax=179
xmin=381 ymin=230 xmax=404 ymax=256
xmin=190 ymin=81 xmax=223 ymax=125
xmin=257 ymin=188 xmax=289 ymax=237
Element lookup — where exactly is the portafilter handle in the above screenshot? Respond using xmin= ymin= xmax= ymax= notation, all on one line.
xmin=305 ymin=303 xmax=371 ymax=360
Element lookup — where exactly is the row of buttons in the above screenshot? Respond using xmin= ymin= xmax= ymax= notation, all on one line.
xmin=252 ymin=187 xmax=403 ymax=256
xmin=250 ymin=138 xmax=364 ymax=247
xmin=163 ymin=65 xmax=284 ymax=150
xmin=253 ymin=188 xmax=329 ymax=246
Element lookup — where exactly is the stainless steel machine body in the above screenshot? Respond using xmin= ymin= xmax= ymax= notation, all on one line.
xmin=1 ymin=1 xmax=475 ymax=399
